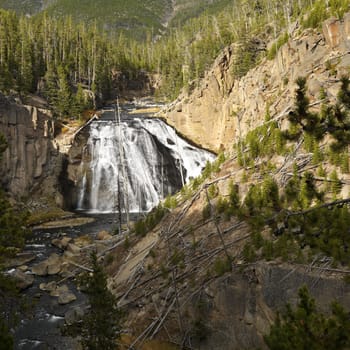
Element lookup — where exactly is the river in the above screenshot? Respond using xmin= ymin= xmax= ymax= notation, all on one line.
xmin=13 ymin=213 xmax=120 ymax=350
xmin=12 ymin=101 xmax=215 ymax=349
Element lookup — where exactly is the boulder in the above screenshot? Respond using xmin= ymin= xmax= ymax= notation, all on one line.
xmin=67 ymin=243 xmax=81 ymax=254
xmin=18 ymin=265 xmax=28 ymax=272
xmin=96 ymin=230 xmax=112 ymax=241
xmin=63 ymin=250 xmax=76 ymax=260
xmin=46 ymin=253 xmax=61 ymax=275
xmin=50 ymin=284 xmax=79 ymax=305
xmin=5 ymin=253 xmax=36 ymax=268
xmin=52 ymin=236 xmax=72 ymax=249
xmin=74 ymin=235 xmax=93 ymax=248
xmin=59 ymin=261 xmax=74 ymax=278
xmin=48 ymin=264 xmax=61 ymax=275
xmin=39 ymin=281 xmax=57 ymax=292
xmin=64 ymin=306 xmax=85 ymax=325
xmin=50 ymin=284 xmax=69 ymax=297
xmin=58 ymin=291 xmax=77 ymax=305
xmin=61 ymin=237 xmax=73 ymax=248
xmin=31 ymin=261 xmax=48 ymax=276
xmin=95 ymin=242 xmax=108 ymax=255
xmin=13 ymin=269 xmax=34 ymax=290
xmin=51 ymin=238 xmax=62 ymax=248
xmin=32 ymin=253 xmax=61 ymax=276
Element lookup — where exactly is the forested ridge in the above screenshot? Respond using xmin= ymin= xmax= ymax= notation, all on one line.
xmin=0 ymin=0 xmax=348 ymax=118
xmin=0 ymin=0 xmax=172 ymax=39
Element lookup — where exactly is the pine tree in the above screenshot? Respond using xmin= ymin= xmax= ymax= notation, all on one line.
xmin=55 ymin=65 xmax=72 ymax=119
xmin=287 ymin=77 xmax=323 ymax=139
xmin=73 ymin=83 xmax=87 ymax=119
xmin=265 ymin=286 xmax=350 ymax=350
xmin=80 ymin=252 xmax=121 ymax=350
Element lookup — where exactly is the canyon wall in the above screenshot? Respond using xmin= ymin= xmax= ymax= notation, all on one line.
xmin=164 ymin=14 xmax=350 ymax=153
xmin=0 ymin=94 xmax=61 ymax=202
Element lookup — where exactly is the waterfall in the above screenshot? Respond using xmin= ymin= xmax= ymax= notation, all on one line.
xmin=76 ymin=116 xmax=215 ymax=213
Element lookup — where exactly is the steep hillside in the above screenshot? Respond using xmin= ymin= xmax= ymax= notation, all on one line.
xmin=0 ymin=0 xmax=173 ymax=39
xmin=164 ymin=14 xmax=350 ymax=152
xmin=0 ymin=0 xmax=233 ymax=40
xmin=44 ymin=0 xmax=172 ymax=38
xmin=104 ymin=14 xmax=350 ymax=350
xmin=169 ymin=0 xmax=232 ymax=27
xmin=0 ymin=0 xmax=47 ymax=15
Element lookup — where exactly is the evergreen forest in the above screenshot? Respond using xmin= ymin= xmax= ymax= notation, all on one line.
xmin=0 ymin=0 xmax=348 ymax=118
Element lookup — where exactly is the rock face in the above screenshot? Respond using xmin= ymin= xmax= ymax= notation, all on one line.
xmin=164 ymin=14 xmax=350 ymax=152
xmin=322 ymin=13 xmax=350 ymax=49
xmin=0 ymin=94 xmax=60 ymax=200
xmin=197 ymin=263 xmax=350 ymax=350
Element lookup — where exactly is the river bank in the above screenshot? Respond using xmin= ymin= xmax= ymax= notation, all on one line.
xmin=8 ymin=213 xmax=122 ymax=350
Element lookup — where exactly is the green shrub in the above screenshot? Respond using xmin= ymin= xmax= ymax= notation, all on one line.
xmin=242 ymin=243 xmax=257 ymax=262
xmin=160 ymin=264 xmax=169 ymax=279
xmin=208 ymin=184 xmax=219 ymax=199
xmin=213 ymin=257 xmax=231 ymax=276
xmin=252 ymin=232 xmax=264 ymax=249
xmin=202 ymin=161 xmax=212 ymax=179
xmin=170 ymin=248 xmax=185 ymax=266
xmin=341 ymin=152 xmax=350 ymax=173
xmin=164 ymin=195 xmax=177 ymax=209
xmin=302 ymin=1 xmax=327 ymax=28
xmin=202 ymin=203 xmax=211 ymax=221
xmin=267 ymin=32 xmax=289 ymax=60
xmin=262 ymin=240 xmax=274 ymax=260
xmin=216 ymin=196 xmax=229 ymax=215
xmin=134 ymin=219 xmax=147 ymax=236
xmin=124 ymin=235 xmax=130 ymax=249
xmin=330 ymin=170 xmax=342 ymax=195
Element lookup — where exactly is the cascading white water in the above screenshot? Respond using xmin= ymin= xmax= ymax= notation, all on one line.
xmin=76 ymin=117 xmax=215 ymax=213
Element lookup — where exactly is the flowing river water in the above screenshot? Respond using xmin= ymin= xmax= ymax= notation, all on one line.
xmin=13 ymin=214 xmax=119 ymax=350
xmin=11 ymin=102 xmax=215 ymax=349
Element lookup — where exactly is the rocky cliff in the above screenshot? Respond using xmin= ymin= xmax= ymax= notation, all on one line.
xmin=109 ymin=153 xmax=350 ymax=349
xmin=0 ymin=94 xmax=62 ymax=204
xmin=164 ymin=14 xmax=350 ymax=153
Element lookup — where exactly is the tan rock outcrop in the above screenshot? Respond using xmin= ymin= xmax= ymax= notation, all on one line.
xmin=165 ymin=14 xmax=350 ymax=153
xmin=323 ymin=17 xmax=341 ymax=48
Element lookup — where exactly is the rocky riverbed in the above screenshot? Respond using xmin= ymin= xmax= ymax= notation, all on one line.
xmin=6 ymin=213 xmax=127 ymax=350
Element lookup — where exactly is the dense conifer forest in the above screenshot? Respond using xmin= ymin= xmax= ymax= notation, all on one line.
xmin=0 ymin=0 xmax=348 ymax=116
